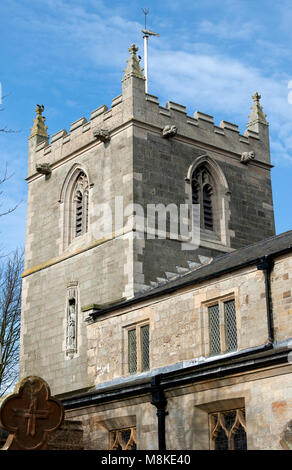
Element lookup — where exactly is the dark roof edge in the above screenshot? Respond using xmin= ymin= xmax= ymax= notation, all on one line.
xmin=61 ymin=344 xmax=291 ymax=410
xmin=89 ymin=235 xmax=292 ymax=321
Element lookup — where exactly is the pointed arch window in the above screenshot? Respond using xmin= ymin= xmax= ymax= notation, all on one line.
xmin=71 ymin=172 xmax=89 ymax=240
xmin=192 ymin=166 xmax=214 ymax=231
xmin=209 ymin=408 xmax=247 ymax=450
xmin=60 ymin=165 xmax=91 ymax=250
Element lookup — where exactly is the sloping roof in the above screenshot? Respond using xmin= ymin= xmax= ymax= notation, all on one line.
xmin=90 ymin=230 xmax=292 ymax=320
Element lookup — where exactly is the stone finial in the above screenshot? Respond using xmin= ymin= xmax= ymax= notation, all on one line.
xmin=247 ymin=91 xmax=268 ymax=128
xmin=122 ymin=44 xmax=145 ymax=82
xmin=30 ymin=104 xmax=49 ymax=138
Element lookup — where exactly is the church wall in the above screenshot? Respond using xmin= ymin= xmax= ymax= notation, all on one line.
xmin=271 ymin=254 xmax=292 ymax=342
xmin=164 ymin=365 xmax=292 ymax=450
xmin=21 ymin=45 xmax=289 ymax=452
xmin=20 ymin=234 xmax=131 ymax=396
xmin=87 ymin=264 xmax=277 ymax=388
xmin=65 ymin=397 xmax=157 ymax=450
xmin=24 ymin=125 xmax=134 ymax=271
xmin=21 ymin=122 xmax=141 ymax=395
xmin=132 ymin=128 xmax=275 ymax=286
xmin=65 ymin=364 xmax=292 ymax=450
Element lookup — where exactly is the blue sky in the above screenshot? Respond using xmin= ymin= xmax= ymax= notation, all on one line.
xmin=1 ymin=0 xmax=292 ymax=254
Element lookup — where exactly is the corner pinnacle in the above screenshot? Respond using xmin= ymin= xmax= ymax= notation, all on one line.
xmin=30 ymin=104 xmax=49 ymax=138
xmin=122 ymin=44 xmax=145 ymax=82
xmin=247 ymin=91 xmax=268 ymax=128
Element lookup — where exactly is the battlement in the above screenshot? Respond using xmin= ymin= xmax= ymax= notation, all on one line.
xmin=28 ymin=46 xmax=271 ymax=179
xmin=29 ymin=88 xmax=270 ymax=180
xmin=143 ymin=93 xmax=267 ymax=156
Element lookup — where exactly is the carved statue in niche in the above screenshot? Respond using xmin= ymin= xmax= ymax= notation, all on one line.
xmin=67 ymin=299 xmax=76 ymax=351
xmin=66 ymin=284 xmax=78 ymax=358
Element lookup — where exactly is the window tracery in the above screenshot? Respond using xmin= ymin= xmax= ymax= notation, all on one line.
xmin=109 ymin=427 xmax=136 ymax=450
xmin=209 ymin=408 xmax=247 ymax=450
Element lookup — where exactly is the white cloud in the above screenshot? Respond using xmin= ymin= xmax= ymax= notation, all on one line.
xmin=145 ymin=46 xmax=292 ymax=166
xmin=197 ymin=19 xmax=262 ymax=40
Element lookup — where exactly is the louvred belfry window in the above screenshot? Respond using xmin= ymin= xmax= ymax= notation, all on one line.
xmin=191 ymin=167 xmax=214 ymax=231
xmin=72 ymin=172 xmax=89 ymax=239
xmin=75 ymin=191 xmax=83 ymax=237
xmin=203 ymin=184 xmax=213 ymax=230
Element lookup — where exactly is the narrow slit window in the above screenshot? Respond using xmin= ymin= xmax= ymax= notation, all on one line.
xmin=224 ymin=299 xmax=238 ymax=352
xmin=128 ymin=329 xmax=137 ymax=374
xmin=141 ymin=324 xmax=150 ymax=372
xmin=208 ymin=304 xmax=220 ymax=356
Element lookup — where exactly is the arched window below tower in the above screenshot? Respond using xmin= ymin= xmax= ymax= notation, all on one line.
xmin=59 ymin=164 xmax=92 ymax=251
xmin=191 ymin=166 xmax=215 ymax=233
xmin=71 ymin=172 xmax=89 ymax=240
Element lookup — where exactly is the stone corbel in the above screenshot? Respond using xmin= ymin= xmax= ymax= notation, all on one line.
xmin=162 ymin=125 xmax=177 ymax=138
xmin=240 ymin=151 xmax=255 ymax=164
xmin=93 ymin=128 xmax=111 ymax=143
xmin=36 ymin=163 xmax=52 ymax=176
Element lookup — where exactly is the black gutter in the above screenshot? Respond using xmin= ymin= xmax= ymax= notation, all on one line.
xmin=61 ymin=343 xmax=288 ymax=410
xmin=256 ymin=255 xmax=274 ymax=344
xmin=88 ymin=243 xmax=292 ymax=322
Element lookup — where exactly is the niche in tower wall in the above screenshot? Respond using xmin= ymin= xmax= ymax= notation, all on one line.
xmin=66 ymin=282 xmax=78 ymax=358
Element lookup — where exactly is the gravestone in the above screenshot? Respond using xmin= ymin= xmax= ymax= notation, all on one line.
xmin=0 ymin=376 xmax=64 ymax=450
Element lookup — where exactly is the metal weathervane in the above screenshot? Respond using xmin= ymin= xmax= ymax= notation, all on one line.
xmin=142 ymin=8 xmax=159 ymax=94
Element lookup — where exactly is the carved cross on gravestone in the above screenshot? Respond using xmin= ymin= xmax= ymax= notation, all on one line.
xmin=0 ymin=376 xmax=64 ymax=450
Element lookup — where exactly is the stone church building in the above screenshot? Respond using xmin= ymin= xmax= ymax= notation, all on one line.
xmin=20 ymin=44 xmax=292 ymax=450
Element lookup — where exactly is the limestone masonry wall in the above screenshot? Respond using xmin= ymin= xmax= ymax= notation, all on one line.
xmin=87 ymin=253 xmax=292 ymax=388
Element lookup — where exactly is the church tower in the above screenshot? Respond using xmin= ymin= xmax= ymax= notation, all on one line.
xmin=20 ymin=45 xmax=275 ymax=396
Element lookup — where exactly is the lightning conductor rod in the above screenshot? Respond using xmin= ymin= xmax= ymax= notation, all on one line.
xmin=142 ymin=8 xmax=159 ymax=94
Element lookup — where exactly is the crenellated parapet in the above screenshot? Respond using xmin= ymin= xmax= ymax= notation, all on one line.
xmin=28 ymin=97 xmax=125 ymax=178
xmin=142 ymin=92 xmax=270 ymax=166
xmin=28 ymin=44 xmax=271 ymax=179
